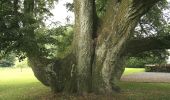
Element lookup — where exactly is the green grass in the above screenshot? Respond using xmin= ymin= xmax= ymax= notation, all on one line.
xmin=0 ymin=67 xmax=50 ymax=100
xmin=118 ymin=82 xmax=170 ymax=100
xmin=119 ymin=68 xmax=170 ymax=100
xmin=1 ymin=67 xmax=170 ymax=100
xmin=123 ymin=68 xmax=145 ymax=75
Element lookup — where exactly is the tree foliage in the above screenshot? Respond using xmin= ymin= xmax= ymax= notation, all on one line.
xmin=1 ymin=0 xmax=169 ymax=60
xmin=0 ymin=0 xmax=58 ymax=60
xmin=134 ymin=0 xmax=169 ymax=37
xmin=126 ymin=50 xmax=169 ymax=68
xmin=0 ymin=53 xmax=16 ymax=67
xmin=129 ymin=0 xmax=170 ymax=66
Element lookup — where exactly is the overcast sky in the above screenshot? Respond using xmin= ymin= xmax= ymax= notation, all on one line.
xmin=46 ymin=0 xmax=74 ymax=26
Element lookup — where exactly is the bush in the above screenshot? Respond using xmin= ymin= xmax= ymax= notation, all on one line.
xmin=0 ymin=54 xmax=16 ymax=67
xmin=125 ymin=50 xmax=168 ymax=68
xmin=145 ymin=64 xmax=170 ymax=72
xmin=125 ymin=57 xmax=146 ymax=68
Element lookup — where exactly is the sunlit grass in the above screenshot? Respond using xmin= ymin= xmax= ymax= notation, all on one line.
xmin=0 ymin=67 xmax=50 ymax=100
xmin=123 ymin=68 xmax=145 ymax=75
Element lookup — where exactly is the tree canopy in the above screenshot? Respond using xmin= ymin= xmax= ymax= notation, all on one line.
xmin=0 ymin=0 xmax=58 ymax=59
xmin=1 ymin=0 xmax=170 ymax=59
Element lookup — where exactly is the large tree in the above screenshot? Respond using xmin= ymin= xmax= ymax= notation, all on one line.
xmin=68 ymin=0 xmax=164 ymax=94
xmin=1 ymin=0 xmax=170 ymax=94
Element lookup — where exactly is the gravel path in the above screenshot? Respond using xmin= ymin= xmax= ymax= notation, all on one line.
xmin=121 ymin=72 xmax=170 ymax=83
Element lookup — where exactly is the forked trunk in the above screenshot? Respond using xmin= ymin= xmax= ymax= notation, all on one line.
xmin=28 ymin=0 xmax=162 ymax=94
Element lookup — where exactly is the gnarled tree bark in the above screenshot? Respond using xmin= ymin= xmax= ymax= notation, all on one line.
xmin=28 ymin=0 xmax=163 ymax=94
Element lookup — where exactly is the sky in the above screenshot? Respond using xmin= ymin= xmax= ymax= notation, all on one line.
xmin=46 ymin=0 xmax=74 ymax=26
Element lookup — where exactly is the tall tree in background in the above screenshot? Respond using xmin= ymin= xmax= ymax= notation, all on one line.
xmin=1 ymin=0 xmax=170 ymax=94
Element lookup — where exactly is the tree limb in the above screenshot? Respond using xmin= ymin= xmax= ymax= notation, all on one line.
xmin=126 ymin=35 xmax=170 ymax=55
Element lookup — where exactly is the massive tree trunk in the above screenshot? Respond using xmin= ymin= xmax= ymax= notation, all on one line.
xmin=92 ymin=0 xmax=161 ymax=93
xmin=73 ymin=0 xmax=94 ymax=93
xmin=28 ymin=0 xmax=162 ymax=94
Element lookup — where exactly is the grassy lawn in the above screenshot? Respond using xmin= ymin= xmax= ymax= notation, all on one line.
xmin=1 ymin=67 xmax=170 ymax=100
xmin=0 ymin=67 xmax=50 ymax=100
xmin=123 ymin=68 xmax=145 ymax=75
xmin=118 ymin=82 xmax=170 ymax=100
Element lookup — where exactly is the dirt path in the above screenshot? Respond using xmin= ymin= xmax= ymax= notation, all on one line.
xmin=121 ymin=72 xmax=170 ymax=83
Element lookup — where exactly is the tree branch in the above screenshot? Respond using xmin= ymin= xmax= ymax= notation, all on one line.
xmin=133 ymin=0 xmax=161 ymax=7
xmin=130 ymin=0 xmax=162 ymax=21
xmin=126 ymin=35 xmax=170 ymax=55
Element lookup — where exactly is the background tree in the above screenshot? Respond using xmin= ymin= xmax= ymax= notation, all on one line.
xmin=125 ymin=50 xmax=169 ymax=68
xmin=0 ymin=53 xmax=16 ymax=67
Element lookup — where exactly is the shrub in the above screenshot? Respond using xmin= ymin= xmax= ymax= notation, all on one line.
xmin=125 ymin=50 xmax=168 ymax=68
xmin=0 ymin=54 xmax=16 ymax=67
xmin=145 ymin=64 xmax=170 ymax=72
xmin=125 ymin=57 xmax=146 ymax=68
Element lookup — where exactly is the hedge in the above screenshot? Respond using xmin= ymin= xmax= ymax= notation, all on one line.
xmin=145 ymin=64 xmax=170 ymax=72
